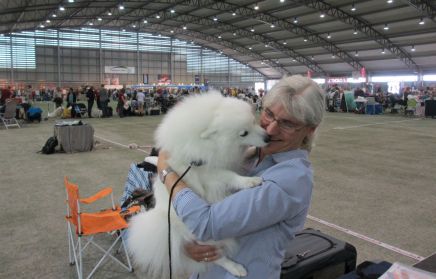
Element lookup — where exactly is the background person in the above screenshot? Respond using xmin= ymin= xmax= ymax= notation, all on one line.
xmin=157 ymin=75 xmax=325 ymax=279
xmin=86 ymin=86 xmax=95 ymax=118
xmin=99 ymin=84 xmax=109 ymax=117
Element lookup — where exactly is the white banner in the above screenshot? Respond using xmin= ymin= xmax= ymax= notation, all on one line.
xmin=104 ymin=66 xmax=135 ymax=74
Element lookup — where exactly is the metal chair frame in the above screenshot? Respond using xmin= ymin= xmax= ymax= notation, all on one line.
xmin=65 ymin=177 xmax=134 ymax=279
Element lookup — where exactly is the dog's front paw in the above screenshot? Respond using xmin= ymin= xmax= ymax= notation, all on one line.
xmin=227 ymin=263 xmax=247 ymax=277
xmin=237 ymin=176 xmax=263 ymax=188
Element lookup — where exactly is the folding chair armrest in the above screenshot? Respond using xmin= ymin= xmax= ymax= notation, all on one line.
xmin=80 ymin=187 xmax=113 ymax=204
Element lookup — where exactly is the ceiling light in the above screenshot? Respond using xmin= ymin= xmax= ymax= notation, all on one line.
xmin=170 ymin=30 xmax=174 ymax=33
xmin=249 ymin=47 xmax=252 ymax=50
xmin=384 ymin=24 xmax=389 ymax=30
xmin=332 ymin=54 xmax=336 ymax=58
xmin=311 ymin=56 xmax=315 ymax=60
xmin=143 ymin=19 xmax=148 ymax=23
xmin=250 ymin=27 xmax=255 ymax=32
xmin=107 ymin=11 xmax=112 ymax=16
xmin=270 ymin=24 xmax=275 ymax=28
xmin=232 ymin=12 xmax=236 ymax=16
xmin=387 ymin=0 xmax=393 ymax=3
xmin=46 ymin=19 xmax=51 ymax=23
xmin=351 ymin=3 xmax=356 ymax=11
xmin=156 ymin=15 xmax=160 ymax=19
xmin=280 ymin=0 xmax=285 ymax=2
xmin=293 ymin=17 xmax=298 ymax=24
xmin=292 ymin=59 xmax=296 ymax=62
xmin=254 ymin=3 xmax=259 ymax=10
xmin=132 ymin=24 xmax=136 ymax=28
xmin=355 ymin=51 xmax=359 ymax=57
xmin=419 ymin=18 xmax=425 ymax=25
xmin=353 ymin=29 xmax=358 ymax=35
xmin=233 ymin=33 xmax=237 ymax=36
xmin=320 ymin=12 xmax=325 ymax=18
xmin=52 ymin=14 xmax=57 ymax=18
xmin=40 ymin=24 xmax=45 ymax=28
xmin=89 ymin=22 xmax=93 ymax=26
xmin=283 ymin=42 xmax=287 ymax=45
xmin=303 ymin=38 xmax=308 ymax=42
xmin=68 ymin=0 xmax=74 ymax=2
xmin=59 ymin=6 xmax=65 ymax=11
xmin=170 ymin=9 xmax=175 ymax=13
xmin=411 ymin=45 xmax=416 ymax=52
xmin=265 ymin=44 xmax=268 ymax=47
xmin=213 ymin=17 xmax=218 ymax=21
xmin=119 ymin=3 xmax=124 ymax=10
xmin=327 ymin=33 xmax=331 ymax=39
xmin=183 ymin=26 xmax=187 ymax=30
xmin=97 ymin=17 xmax=102 ymax=21
xmin=381 ymin=49 xmax=385 ymax=54
xmin=122 ymin=29 xmax=126 ymax=32
xmin=218 ymin=35 xmax=222 ymax=38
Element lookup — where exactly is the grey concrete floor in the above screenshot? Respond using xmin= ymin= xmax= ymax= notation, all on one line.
xmin=0 ymin=109 xmax=435 ymax=279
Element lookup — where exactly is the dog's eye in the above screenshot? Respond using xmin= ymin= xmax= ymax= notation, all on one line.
xmin=240 ymin=131 xmax=248 ymax=137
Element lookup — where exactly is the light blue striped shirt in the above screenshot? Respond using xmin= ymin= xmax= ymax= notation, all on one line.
xmin=173 ymin=149 xmax=313 ymax=279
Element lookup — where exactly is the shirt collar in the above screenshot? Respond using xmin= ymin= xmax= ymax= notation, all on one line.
xmin=248 ymin=148 xmax=309 ymax=176
xmin=268 ymin=149 xmax=309 ymax=164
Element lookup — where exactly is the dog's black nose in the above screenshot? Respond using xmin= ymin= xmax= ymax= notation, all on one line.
xmin=264 ymin=134 xmax=271 ymax=143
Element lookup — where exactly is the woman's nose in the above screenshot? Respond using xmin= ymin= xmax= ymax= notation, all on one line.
xmin=265 ymin=120 xmax=280 ymax=135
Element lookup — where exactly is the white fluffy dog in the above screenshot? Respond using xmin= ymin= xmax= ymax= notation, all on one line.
xmin=47 ymin=107 xmax=63 ymax=118
xmin=128 ymin=93 xmax=269 ymax=278
xmin=92 ymin=108 xmax=103 ymax=118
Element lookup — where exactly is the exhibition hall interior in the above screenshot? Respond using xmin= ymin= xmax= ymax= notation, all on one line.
xmin=1 ymin=0 xmax=435 ymax=278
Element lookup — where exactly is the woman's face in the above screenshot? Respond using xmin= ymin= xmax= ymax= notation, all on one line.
xmin=260 ymin=102 xmax=314 ymax=155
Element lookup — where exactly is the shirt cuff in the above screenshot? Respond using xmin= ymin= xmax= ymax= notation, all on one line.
xmin=172 ymin=188 xmax=198 ymax=215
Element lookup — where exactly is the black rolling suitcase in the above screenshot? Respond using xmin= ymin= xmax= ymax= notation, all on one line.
xmin=281 ymin=228 xmax=357 ymax=279
xmin=150 ymin=108 xmax=160 ymax=115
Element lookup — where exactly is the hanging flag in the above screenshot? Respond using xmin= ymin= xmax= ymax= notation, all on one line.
xmin=307 ymin=70 xmax=312 ymax=78
xmin=360 ymin=67 xmax=366 ymax=78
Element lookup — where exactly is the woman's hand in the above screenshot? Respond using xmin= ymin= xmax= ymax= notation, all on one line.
xmin=157 ymin=150 xmax=187 ymax=197
xmin=157 ymin=149 xmax=170 ymax=174
xmin=184 ymin=241 xmax=221 ymax=263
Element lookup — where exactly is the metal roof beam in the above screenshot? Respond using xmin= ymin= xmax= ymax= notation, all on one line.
xmin=405 ymin=0 xmax=436 ymax=23
xmin=143 ymin=23 xmax=290 ymax=77
xmin=295 ymin=0 xmax=420 ymax=72
xmin=118 ymin=11 xmax=325 ymax=74
xmin=178 ymin=0 xmax=364 ymax=71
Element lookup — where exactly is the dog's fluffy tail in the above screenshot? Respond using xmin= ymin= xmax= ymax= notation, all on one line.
xmin=127 ymin=208 xmax=206 ymax=278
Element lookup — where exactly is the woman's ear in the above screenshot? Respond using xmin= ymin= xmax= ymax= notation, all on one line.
xmin=307 ymin=126 xmax=317 ymax=135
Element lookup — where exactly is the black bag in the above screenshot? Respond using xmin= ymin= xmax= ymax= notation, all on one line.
xmin=281 ymin=228 xmax=357 ymax=279
xmin=120 ymin=189 xmax=155 ymax=221
xmin=150 ymin=108 xmax=160 ymax=115
xmin=107 ymin=106 xmax=113 ymax=117
xmin=41 ymin=136 xmax=58 ymax=154
xmin=338 ymin=261 xmax=392 ymax=279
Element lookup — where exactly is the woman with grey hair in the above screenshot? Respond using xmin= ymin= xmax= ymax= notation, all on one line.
xmin=158 ymin=75 xmax=325 ymax=278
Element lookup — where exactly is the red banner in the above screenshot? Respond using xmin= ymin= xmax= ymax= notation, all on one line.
xmin=360 ymin=67 xmax=366 ymax=78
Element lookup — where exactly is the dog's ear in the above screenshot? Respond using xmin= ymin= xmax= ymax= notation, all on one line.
xmin=200 ymin=127 xmax=217 ymax=139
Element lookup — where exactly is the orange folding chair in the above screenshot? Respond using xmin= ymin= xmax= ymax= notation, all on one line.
xmin=64 ymin=176 xmax=139 ymax=279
